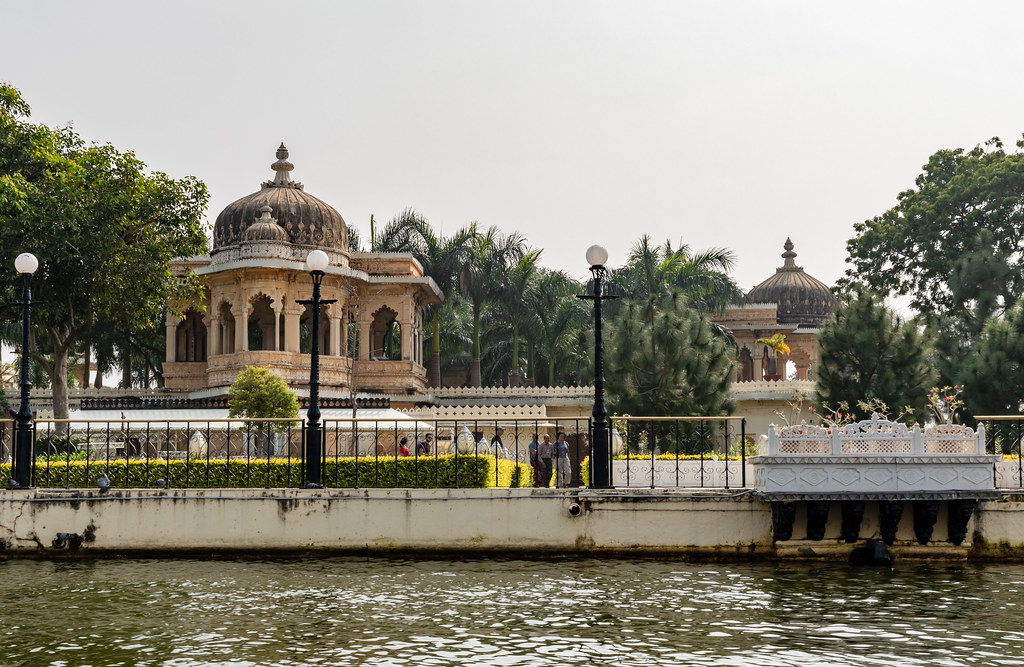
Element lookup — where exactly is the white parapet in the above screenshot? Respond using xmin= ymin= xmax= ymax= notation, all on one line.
xmin=752 ymin=414 xmax=1000 ymax=495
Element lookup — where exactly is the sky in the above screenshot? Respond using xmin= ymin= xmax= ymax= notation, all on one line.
xmin=4 ymin=1 xmax=1024 ymax=292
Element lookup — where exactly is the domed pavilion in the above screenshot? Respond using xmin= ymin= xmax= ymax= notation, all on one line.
xmin=162 ymin=144 xmax=442 ymax=396
xmin=716 ymin=238 xmax=839 ymax=382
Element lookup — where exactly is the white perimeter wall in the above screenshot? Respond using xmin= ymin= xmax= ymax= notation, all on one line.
xmin=2 ymin=488 xmax=1024 ymax=559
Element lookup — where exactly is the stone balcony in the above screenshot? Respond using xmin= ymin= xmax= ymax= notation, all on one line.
xmin=205 ymin=351 xmax=354 ymax=391
xmin=354 ymin=360 xmax=427 ymax=394
xmin=166 ymin=354 xmax=430 ymax=396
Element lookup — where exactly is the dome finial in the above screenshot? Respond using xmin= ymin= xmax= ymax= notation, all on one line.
xmin=781 ymin=237 xmax=797 ymax=269
xmin=271 ymin=143 xmax=295 ymax=186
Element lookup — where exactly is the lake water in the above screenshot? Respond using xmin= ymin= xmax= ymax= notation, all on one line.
xmin=1 ymin=557 xmax=1022 ymax=666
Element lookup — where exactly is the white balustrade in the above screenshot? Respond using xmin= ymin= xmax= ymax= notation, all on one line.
xmin=755 ymin=413 xmax=998 ymax=495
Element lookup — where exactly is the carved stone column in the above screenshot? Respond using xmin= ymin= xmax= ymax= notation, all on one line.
xmin=401 ymin=316 xmax=413 ymax=361
xmin=360 ymin=320 xmax=372 ymax=360
xmin=750 ymin=346 xmax=765 ymax=381
xmin=208 ymin=316 xmax=221 ymax=357
xmin=329 ymin=314 xmax=342 ymax=356
xmin=165 ymin=316 xmax=180 ymax=363
xmin=283 ymin=305 xmax=302 ymax=353
xmin=233 ymin=306 xmax=247 ymax=353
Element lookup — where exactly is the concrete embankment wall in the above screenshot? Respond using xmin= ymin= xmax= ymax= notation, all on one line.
xmin=1 ymin=488 xmax=1023 ymax=560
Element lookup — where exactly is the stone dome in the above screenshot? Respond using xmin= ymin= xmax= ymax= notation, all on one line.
xmin=746 ymin=238 xmax=839 ymax=326
xmin=212 ymin=144 xmax=348 ymax=253
xmin=242 ymin=200 xmax=290 ymax=243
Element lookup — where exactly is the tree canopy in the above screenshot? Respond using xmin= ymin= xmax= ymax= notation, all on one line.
xmin=956 ymin=295 xmax=1024 ymax=417
xmin=606 ymin=289 xmax=735 ymax=417
xmin=0 ymin=83 xmax=208 ymax=419
xmin=815 ymin=287 xmax=936 ymax=423
xmin=227 ymin=366 xmax=300 ymax=421
xmin=840 ymin=137 xmax=1024 ymax=319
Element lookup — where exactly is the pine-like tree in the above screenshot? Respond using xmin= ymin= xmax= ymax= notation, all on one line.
xmin=957 ymin=296 xmax=1024 ymax=417
xmin=606 ymin=289 xmax=735 ymax=418
xmin=815 ymin=288 xmax=935 ymax=423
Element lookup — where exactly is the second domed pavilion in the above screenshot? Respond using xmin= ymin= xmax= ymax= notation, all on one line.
xmin=162 ymin=144 xmax=442 ymax=397
xmin=716 ymin=238 xmax=839 ymax=382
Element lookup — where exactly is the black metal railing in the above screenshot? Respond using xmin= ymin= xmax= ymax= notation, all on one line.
xmin=0 ymin=416 xmax=752 ymax=490
xmin=608 ymin=416 xmax=747 ymax=489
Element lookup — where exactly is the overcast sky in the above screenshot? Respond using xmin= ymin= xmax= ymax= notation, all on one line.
xmin=5 ymin=1 xmax=1024 ymax=291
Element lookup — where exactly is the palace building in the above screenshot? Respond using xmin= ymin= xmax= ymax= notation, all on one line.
xmin=716 ymin=238 xmax=839 ymax=383
xmin=161 ymin=144 xmax=442 ymax=397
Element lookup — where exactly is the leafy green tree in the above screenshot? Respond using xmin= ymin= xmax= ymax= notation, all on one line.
xmin=606 ymin=289 xmax=735 ymax=417
xmin=347 ymin=223 xmax=363 ymax=252
xmin=228 ymin=366 xmax=300 ymax=420
xmin=611 ymin=235 xmax=743 ymax=318
xmin=0 ymin=83 xmax=208 ymax=420
xmin=956 ymin=296 xmax=1024 ymax=417
xmin=815 ymin=287 xmax=936 ymax=423
xmin=228 ymin=366 xmax=300 ymax=453
xmin=840 ymin=137 xmax=1024 ymax=319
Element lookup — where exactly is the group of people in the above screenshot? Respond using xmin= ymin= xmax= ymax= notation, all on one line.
xmin=528 ymin=432 xmax=572 ymax=488
xmin=398 ymin=434 xmax=433 ymax=457
xmin=395 ymin=429 xmax=573 ymax=488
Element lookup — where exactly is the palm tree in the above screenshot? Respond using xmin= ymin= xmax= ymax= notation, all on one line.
xmin=493 ymin=249 xmax=542 ymax=386
xmin=375 ymin=209 xmax=474 ymax=386
xmin=532 ymin=270 xmax=588 ymax=386
xmin=613 ymin=235 xmax=743 ymax=319
xmin=755 ymin=333 xmax=791 ymax=379
xmin=460 ymin=227 xmax=526 ymax=386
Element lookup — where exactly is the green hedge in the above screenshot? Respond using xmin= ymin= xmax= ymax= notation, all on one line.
xmin=4 ymin=454 xmax=532 ymax=490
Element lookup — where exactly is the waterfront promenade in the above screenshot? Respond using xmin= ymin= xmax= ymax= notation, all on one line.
xmin=3 ymin=486 xmax=1024 ymax=560
xmin=3 ymin=413 xmax=1024 ymax=560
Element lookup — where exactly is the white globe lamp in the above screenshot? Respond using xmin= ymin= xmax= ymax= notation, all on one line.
xmin=15 ymin=253 xmax=38 ymax=275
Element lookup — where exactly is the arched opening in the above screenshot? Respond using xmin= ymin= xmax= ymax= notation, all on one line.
xmin=739 ymin=346 xmax=753 ymax=381
xmin=247 ymin=294 xmax=275 ymax=351
xmin=218 ymin=302 xmax=235 ymax=355
xmin=175 ymin=308 xmax=207 ymax=362
xmin=370 ymin=306 xmax=399 ymax=360
xmin=299 ymin=304 xmax=331 ymax=355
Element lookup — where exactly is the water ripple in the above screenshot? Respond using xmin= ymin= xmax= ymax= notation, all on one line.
xmin=1 ymin=559 xmax=1024 ymax=665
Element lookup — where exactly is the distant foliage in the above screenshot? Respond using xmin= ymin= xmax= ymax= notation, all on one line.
xmin=841 ymin=137 xmax=1024 ymax=319
xmin=839 ymin=137 xmax=1024 ymax=404
xmin=0 ymin=82 xmax=208 ymax=419
xmin=815 ymin=287 xmax=935 ymax=424
xmin=606 ymin=289 xmax=735 ymax=417
xmin=958 ymin=297 xmax=1024 ymax=416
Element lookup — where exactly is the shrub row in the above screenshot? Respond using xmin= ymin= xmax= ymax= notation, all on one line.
xmin=3 ymin=455 xmax=532 ymax=490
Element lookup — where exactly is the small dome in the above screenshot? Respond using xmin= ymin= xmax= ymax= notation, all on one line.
xmin=747 ymin=238 xmax=839 ymax=326
xmin=243 ymin=200 xmax=290 ymax=242
xmin=213 ymin=144 xmax=348 ymax=252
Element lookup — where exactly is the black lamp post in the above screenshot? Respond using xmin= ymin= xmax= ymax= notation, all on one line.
xmin=10 ymin=253 xmax=38 ymax=489
xmin=297 ymin=249 xmax=335 ymax=488
xmin=579 ymin=245 xmax=617 ymax=489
